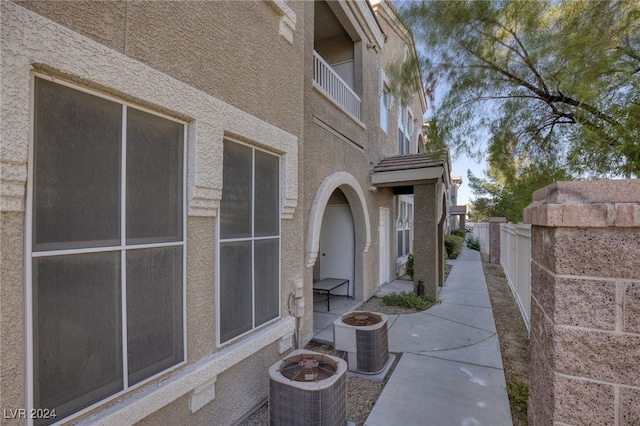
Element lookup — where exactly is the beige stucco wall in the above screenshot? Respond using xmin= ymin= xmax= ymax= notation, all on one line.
xmin=1 ymin=1 xmax=303 ymax=424
xmin=303 ymin=2 xmax=425 ymax=310
xmin=2 ymin=0 xmax=430 ymax=422
xmin=0 ymin=213 xmax=26 ymax=425
xmin=16 ymin=0 xmax=305 ymax=137
xmin=300 ymin=0 xmax=427 ymax=347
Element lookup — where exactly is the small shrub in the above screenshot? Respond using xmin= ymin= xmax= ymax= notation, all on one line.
xmin=444 ymin=234 xmax=464 ymax=259
xmin=466 ymin=236 xmax=481 ymax=251
xmin=506 ymin=381 xmax=529 ymax=414
xmin=383 ymin=291 xmax=438 ymax=311
xmin=406 ymin=253 xmax=414 ymax=280
xmin=450 ymin=228 xmax=466 ymax=238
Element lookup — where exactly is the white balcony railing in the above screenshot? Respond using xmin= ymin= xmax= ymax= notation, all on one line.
xmin=313 ymin=50 xmax=361 ymax=120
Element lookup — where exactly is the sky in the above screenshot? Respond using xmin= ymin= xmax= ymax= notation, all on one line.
xmin=450 ymin=154 xmax=486 ymax=207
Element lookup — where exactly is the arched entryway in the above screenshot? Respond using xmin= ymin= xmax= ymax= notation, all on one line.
xmin=307 ymin=172 xmax=371 ymax=342
xmin=313 ymin=189 xmax=355 ymax=298
xmin=306 ymin=171 xmax=371 ymax=298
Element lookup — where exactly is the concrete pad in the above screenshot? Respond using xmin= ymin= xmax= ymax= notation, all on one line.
xmin=425 ymin=303 xmax=497 ymax=333
xmin=419 ymin=333 xmax=505 ymax=370
xmin=377 ymin=279 xmax=413 ymax=297
xmin=313 ymin=311 xmax=339 ymax=331
xmin=387 ymin=313 xmax=495 ymax=353
xmin=385 ymin=314 xmax=400 ymax=328
xmin=438 ymin=287 xmax=492 ymax=308
xmin=346 ymin=353 xmax=396 ymax=383
xmin=365 ymin=353 xmax=512 ymax=426
xmin=312 ymin=325 xmax=333 ymax=345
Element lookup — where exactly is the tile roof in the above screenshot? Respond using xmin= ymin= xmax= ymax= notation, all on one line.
xmin=450 ymin=205 xmax=468 ymax=214
xmin=371 ymin=153 xmax=446 ymax=173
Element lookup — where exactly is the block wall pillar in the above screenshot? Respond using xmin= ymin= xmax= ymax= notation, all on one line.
xmin=489 ymin=216 xmax=506 ymax=264
xmin=523 ymin=180 xmax=640 ymax=426
xmin=414 ymin=182 xmax=440 ymax=300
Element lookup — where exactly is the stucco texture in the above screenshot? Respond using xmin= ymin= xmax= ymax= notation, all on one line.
xmin=2 ymin=1 xmax=303 ymax=424
xmin=0 ymin=212 xmax=25 ymax=425
xmin=16 ymin=0 xmax=305 ymax=137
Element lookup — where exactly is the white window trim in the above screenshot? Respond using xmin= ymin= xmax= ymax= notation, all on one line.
xmin=397 ymin=196 xmax=414 ymax=259
xmin=3 ymin=3 xmax=300 ymax=424
xmin=216 ymin=139 xmax=282 ymax=347
xmin=397 ymin=106 xmax=415 ymax=155
xmin=380 ymin=87 xmax=389 ymax=133
xmin=378 ymin=68 xmax=393 ymax=134
xmin=26 ymin=74 xmax=188 ymax=424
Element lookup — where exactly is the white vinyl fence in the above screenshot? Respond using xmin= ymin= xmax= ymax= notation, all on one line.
xmin=473 ymin=221 xmax=531 ymax=332
xmin=473 ymin=222 xmax=489 ymax=255
xmin=500 ymin=223 xmax=531 ymax=331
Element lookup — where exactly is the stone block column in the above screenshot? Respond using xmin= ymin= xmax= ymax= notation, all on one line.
xmin=414 ymin=182 xmax=440 ymax=300
xmin=523 ymin=180 xmax=640 ymax=426
xmin=489 ymin=216 xmax=506 ymax=264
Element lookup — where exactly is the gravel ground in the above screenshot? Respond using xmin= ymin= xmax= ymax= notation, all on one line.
xmin=238 ymin=305 xmax=401 ymax=426
xmin=481 ymin=253 xmax=530 ymax=425
xmin=239 ymin=270 xmax=449 ymax=426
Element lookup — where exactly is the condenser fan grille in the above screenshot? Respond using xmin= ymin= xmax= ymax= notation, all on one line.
xmin=342 ymin=312 xmax=382 ymax=327
xmin=279 ymin=353 xmax=338 ymax=382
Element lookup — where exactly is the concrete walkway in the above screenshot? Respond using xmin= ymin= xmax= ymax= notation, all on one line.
xmin=365 ymin=246 xmax=513 ymax=426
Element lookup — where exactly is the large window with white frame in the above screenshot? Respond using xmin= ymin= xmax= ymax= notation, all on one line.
xmin=397 ymin=199 xmax=413 ymax=259
xmin=380 ymin=86 xmax=390 ymax=133
xmin=397 ymin=107 xmax=413 ymax=155
xmin=218 ymin=140 xmax=281 ymax=345
xmin=29 ymin=77 xmax=186 ymax=424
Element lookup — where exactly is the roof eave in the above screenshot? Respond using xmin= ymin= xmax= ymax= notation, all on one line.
xmin=371 ymin=166 xmax=445 ymax=187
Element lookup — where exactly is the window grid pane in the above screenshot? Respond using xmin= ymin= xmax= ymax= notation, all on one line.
xmin=380 ymin=91 xmax=388 ymax=132
xmin=33 ymin=78 xmax=121 ymax=251
xmin=126 ymin=247 xmax=184 ymax=386
xmin=126 ymin=107 xmax=184 ymax=244
xmin=33 ymin=252 xmax=123 ymax=422
xmin=219 ymin=142 xmax=281 ymax=343
xmin=404 ymin=229 xmax=411 ymax=255
xmin=31 ymin=78 xmax=185 ymax=423
xmin=220 ymin=141 xmax=253 ymax=239
xmin=254 ymin=238 xmax=280 ymax=326
xmin=220 ymin=241 xmax=253 ymax=342
xmin=254 ymin=150 xmax=280 ymax=237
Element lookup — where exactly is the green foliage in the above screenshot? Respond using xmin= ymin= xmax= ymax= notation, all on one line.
xmin=406 ymin=253 xmax=414 ymax=280
xmin=382 ymin=291 xmax=438 ymax=311
xmin=467 ymin=157 xmax=573 ymax=222
xmin=506 ymin=381 xmax=529 ymax=415
xmin=445 ymin=234 xmax=464 ymax=259
xmin=400 ymin=0 xmax=640 ymax=178
xmin=386 ymin=52 xmax=423 ymax=108
xmin=450 ymin=228 xmax=466 ymax=238
xmin=466 ymin=237 xmax=481 ymax=251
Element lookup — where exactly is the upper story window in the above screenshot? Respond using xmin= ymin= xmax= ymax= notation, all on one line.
xmin=312 ymin=0 xmax=361 ymax=120
xmin=30 ymin=77 xmax=185 ymax=423
xmin=398 ymin=107 xmax=413 ymax=155
xmin=218 ymin=140 xmax=281 ymax=345
xmin=380 ymin=87 xmax=390 ymax=133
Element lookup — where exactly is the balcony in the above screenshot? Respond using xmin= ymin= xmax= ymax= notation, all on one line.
xmin=313 ymin=50 xmax=361 ymax=121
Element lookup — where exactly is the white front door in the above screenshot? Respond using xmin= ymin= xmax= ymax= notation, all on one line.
xmin=379 ymin=208 xmax=390 ymax=286
xmin=320 ymin=205 xmax=354 ymax=297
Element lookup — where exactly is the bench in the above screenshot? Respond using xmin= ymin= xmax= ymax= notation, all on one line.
xmin=313 ymin=278 xmax=349 ymax=312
